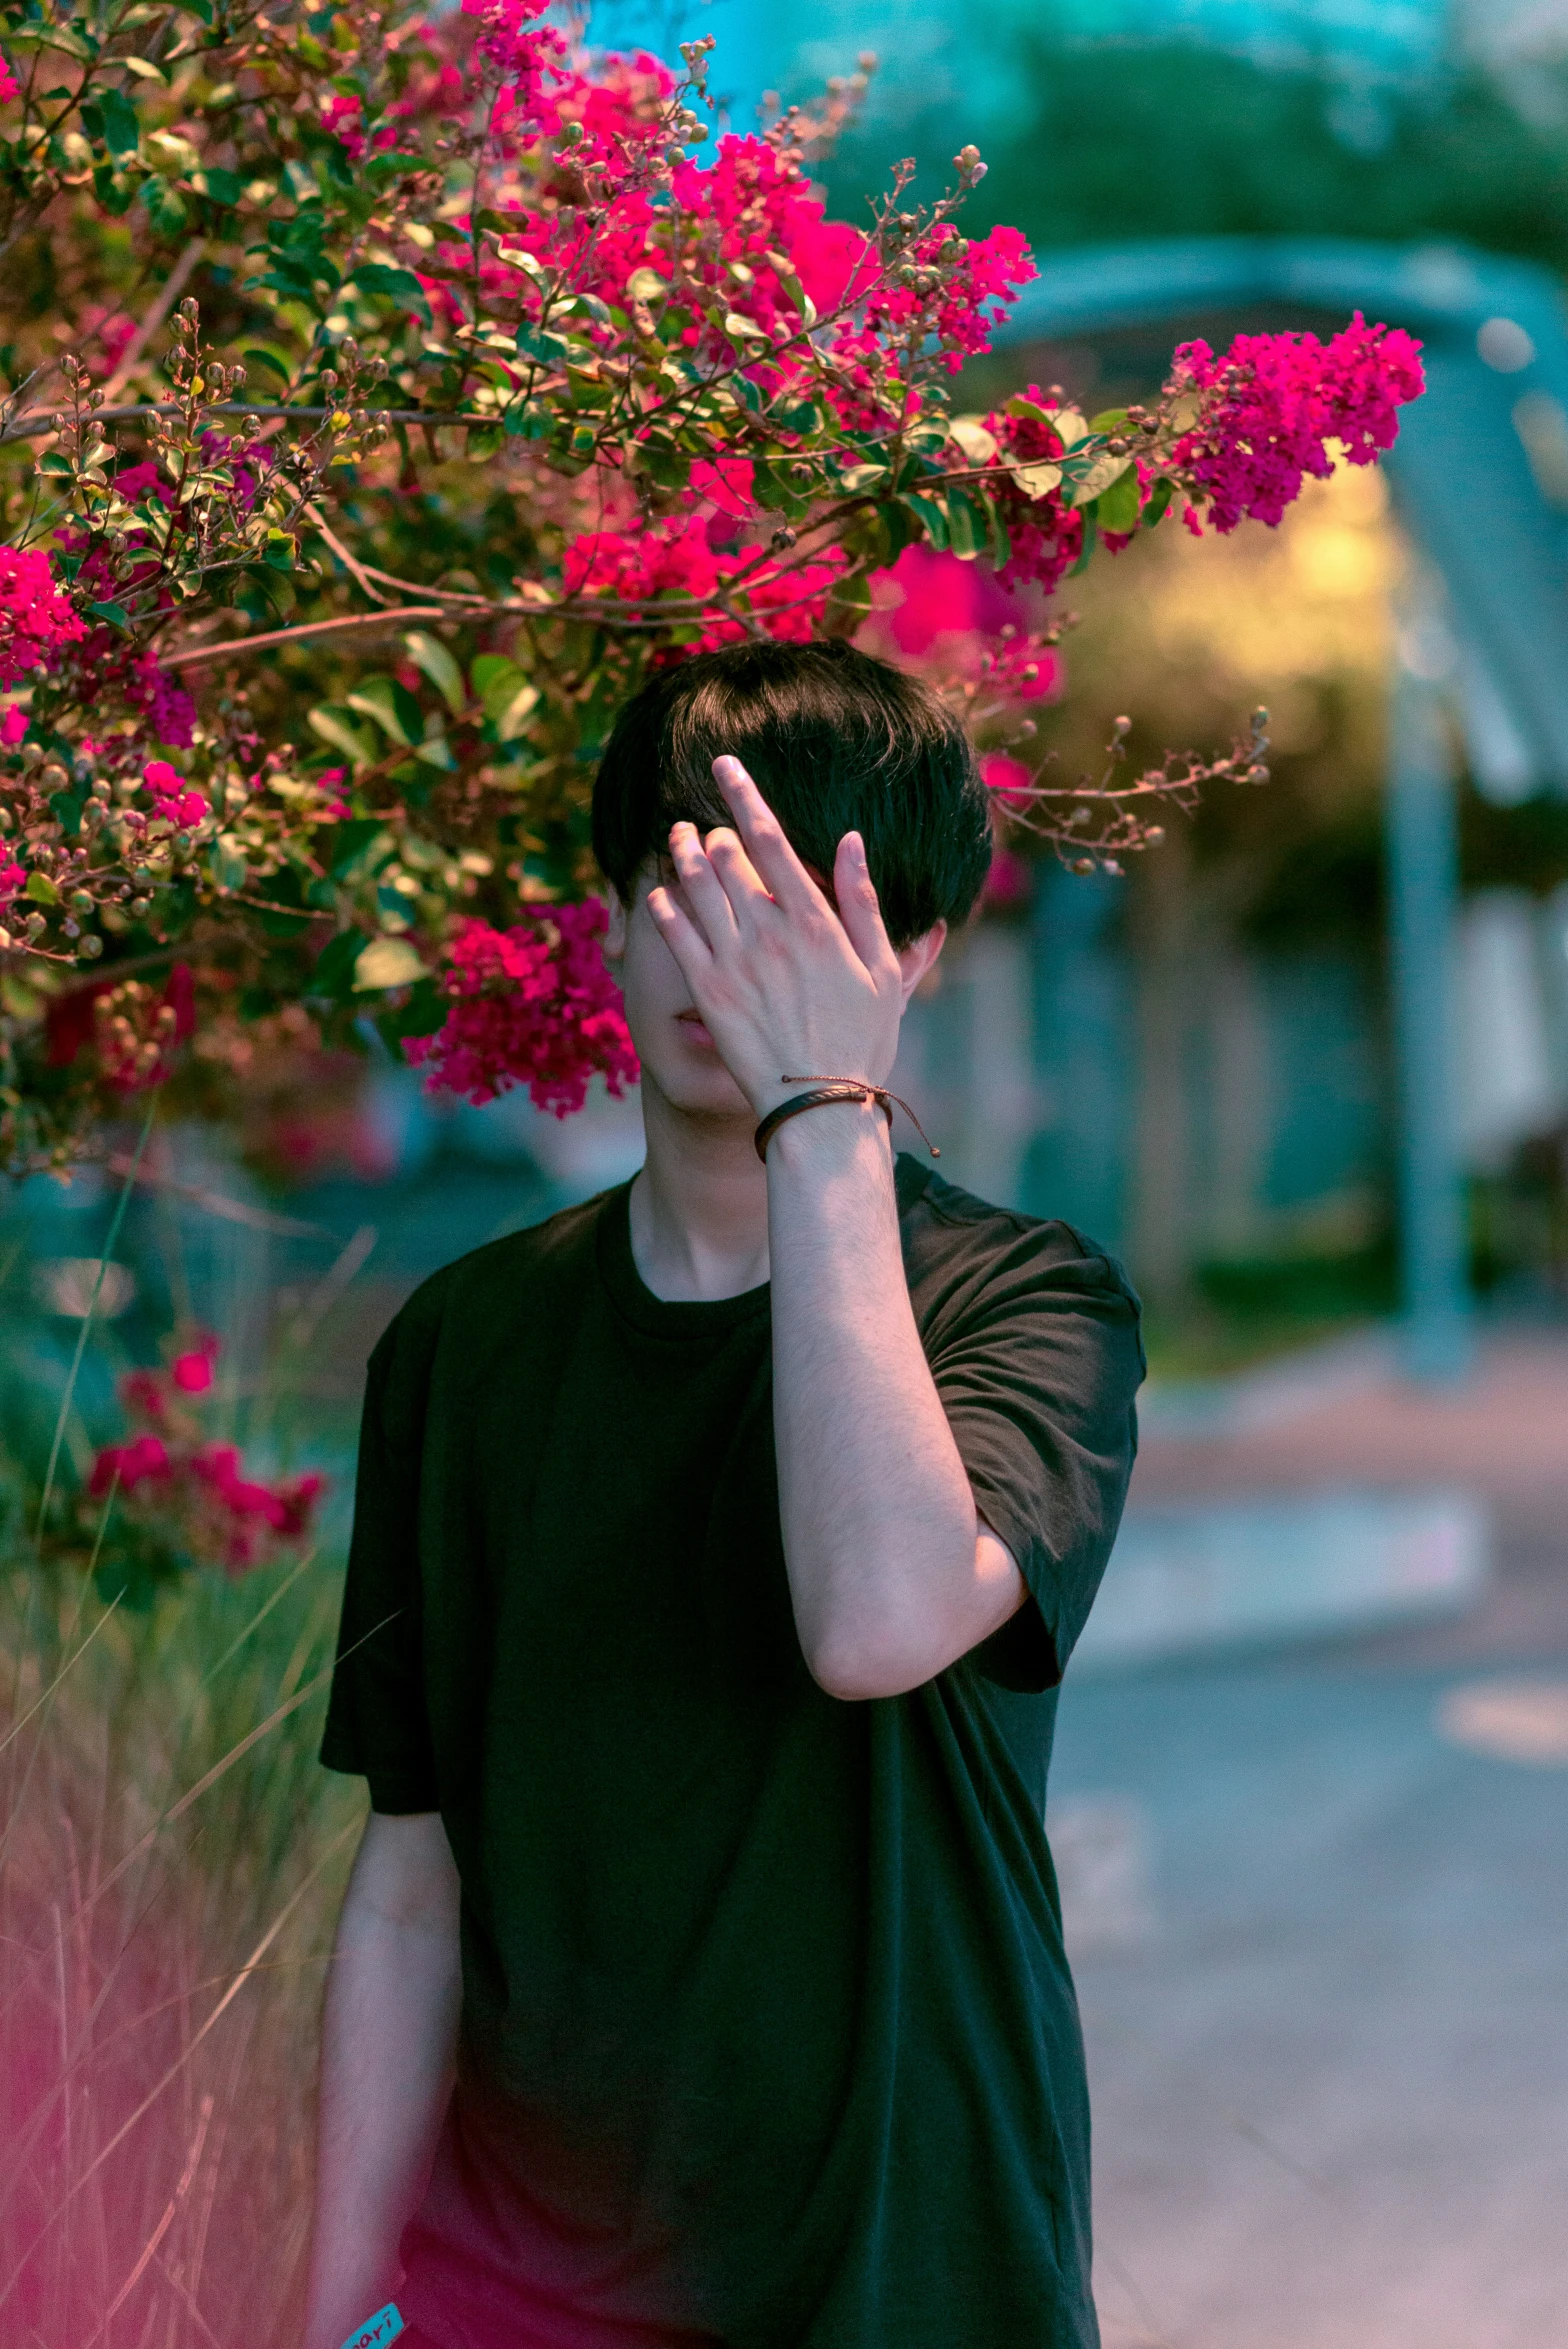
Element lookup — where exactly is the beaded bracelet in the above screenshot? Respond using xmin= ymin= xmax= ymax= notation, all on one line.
xmin=753 ymin=1075 xmax=940 ymax=1164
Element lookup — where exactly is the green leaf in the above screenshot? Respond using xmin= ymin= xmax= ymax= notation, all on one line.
xmin=515 ymin=326 xmax=572 ymax=366
xmin=345 ymin=675 xmax=423 ymax=747
xmin=193 ymin=165 xmax=243 ymax=207
xmin=1143 ymin=477 xmax=1177 ymax=528
xmin=242 ymin=345 xmax=293 ymax=386
xmin=308 ymin=705 xmax=379 ymax=767
xmin=1064 ymin=450 xmax=1131 ymax=511
xmin=328 ymin=819 xmax=392 ymax=879
xmin=945 ymin=492 xmax=986 ymax=562
xmin=139 ymin=177 xmax=190 ymax=237
xmin=898 ymin=491 xmax=950 ymax=552
xmin=348 ymin=262 xmax=432 ymax=325
xmin=25 ymin=874 xmax=60 ymax=906
xmin=310 ymin=928 xmax=364 ymax=997
xmin=89 ymin=600 xmax=131 ymax=632
xmin=469 ymin=655 xmax=540 ymax=739
xmin=10 ymin=23 xmax=93 ymax=59
xmin=354 ymin=936 xmax=426 ymax=991
xmin=404 ymin=630 xmax=465 ymax=716
xmin=1094 ymin=465 xmax=1143 ymax=535
xmin=1069 ymin=511 xmax=1098 ymax=578
xmin=95 ymin=85 xmax=141 ymax=156
xmin=375 ymin=975 xmax=444 ymax=1047
xmin=1087 ymin=406 xmax=1131 ymax=436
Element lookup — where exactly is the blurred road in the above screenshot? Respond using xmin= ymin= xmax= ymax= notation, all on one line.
xmin=1052 ymin=1331 xmax=1568 ymax=2349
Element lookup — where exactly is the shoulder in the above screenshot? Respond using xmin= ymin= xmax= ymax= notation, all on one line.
xmin=897 ymin=1158 xmax=1145 ymax=1366
xmin=898 ymin=1156 xmax=1139 ymax=1302
xmin=367 ymin=1185 xmax=615 ymax=1393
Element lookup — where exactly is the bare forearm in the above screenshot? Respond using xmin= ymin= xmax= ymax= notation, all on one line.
xmin=302 ymin=1856 xmax=461 ymax=2349
xmin=767 ymin=1105 xmax=987 ymax=1696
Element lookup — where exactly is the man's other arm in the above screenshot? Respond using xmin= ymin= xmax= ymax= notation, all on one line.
xmin=302 ymin=1809 xmax=461 ymax=2349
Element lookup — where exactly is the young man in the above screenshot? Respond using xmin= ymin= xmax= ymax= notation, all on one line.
xmin=306 ymin=639 xmax=1144 ymax=2349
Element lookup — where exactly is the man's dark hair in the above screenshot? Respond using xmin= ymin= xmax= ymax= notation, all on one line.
xmin=591 ymin=639 xmax=993 ymax=948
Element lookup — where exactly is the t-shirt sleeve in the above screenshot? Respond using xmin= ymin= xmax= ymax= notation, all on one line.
xmin=318 ymin=1306 xmax=442 ymax=1814
xmin=924 ymin=1218 xmax=1144 ymax=1692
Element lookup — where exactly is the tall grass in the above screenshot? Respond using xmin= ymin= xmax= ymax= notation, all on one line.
xmin=1 ymin=1522 xmax=361 ymax=2348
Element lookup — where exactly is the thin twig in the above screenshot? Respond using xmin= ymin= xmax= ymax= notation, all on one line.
xmin=102 ymin=1152 xmax=336 ymax=1239
xmin=160 ymin=604 xmax=452 ymax=668
xmin=303 ymin=501 xmax=392 ymax=606
xmin=0 ymin=402 xmax=486 ymax=445
xmin=99 ymin=240 xmax=208 ymax=406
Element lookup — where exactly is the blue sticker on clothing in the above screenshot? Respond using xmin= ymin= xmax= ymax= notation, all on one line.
xmin=339 ymin=2304 xmax=404 ymax=2349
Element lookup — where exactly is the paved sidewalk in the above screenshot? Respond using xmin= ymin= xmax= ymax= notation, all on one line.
xmin=1130 ymin=1329 xmax=1568 ymax=1661
xmin=1056 ymin=1329 xmax=1568 ymax=2349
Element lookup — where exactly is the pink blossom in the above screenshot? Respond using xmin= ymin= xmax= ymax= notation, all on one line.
xmin=1 ymin=702 xmax=28 ymax=744
xmin=983 ymin=847 xmax=1032 ymax=908
xmin=171 ymin=1348 xmax=214 ymax=1394
xmin=870 ymin=543 xmax=1023 ymax=662
xmin=319 ymin=88 xmax=366 ymax=159
xmin=1169 ymin=314 xmax=1425 ymax=534
xmin=690 ymin=457 xmax=755 ymax=522
xmin=143 ymin=759 xmax=208 ymax=829
xmin=563 ymin=515 xmax=846 ymax=648
xmin=0 ymin=853 xmax=26 ymax=904
xmin=112 ymin=460 xmax=172 ymax=507
xmin=119 ymin=1367 xmax=171 ymax=1428
xmin=407 ymin=902 xmax=640 ymax=1113
xmin=0 ymin=548 xmax=87 ymax=689
xmin=0 ymin=55 xmax=17 ymax=107
xmin=89 ymin=1432 xmax=171 ymax=1497
xmin=980 ymin=753 xmax=1036 ymax=809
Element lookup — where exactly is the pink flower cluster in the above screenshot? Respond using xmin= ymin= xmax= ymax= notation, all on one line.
xmin=858 ymin=221 xmax=1035 ymax=376
xmin=0 ymin=54 xmax=17 ymax=106
xmin=90 ymin=1338 xmax=324 ymax=1575
xmin=402 ymin=2 xmax=1031 ymax=430
xmin=407 ymin=902 xmax=640 ymax=1114
xmin=1169 ymin=314 xmax=1426 ymax=534
xmin=0 ymin=548 xmax=87 ymax=690
xmin=0 ymin=848 xmax=25 ymax=904
xmin=563 ymin=510 xmax=847 ymax=647
xmin=143 ymin=758 xmax=208 ymax=828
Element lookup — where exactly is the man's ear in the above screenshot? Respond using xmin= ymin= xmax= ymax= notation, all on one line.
xmin=602 ymin=887 xmax=630 ymax=971
xmin=895 ymin=920 xmax=947 ymax=1008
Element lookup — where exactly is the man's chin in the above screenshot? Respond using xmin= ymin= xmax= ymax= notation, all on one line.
xmin=639 ymin=1059 xmax=753 ymax=1125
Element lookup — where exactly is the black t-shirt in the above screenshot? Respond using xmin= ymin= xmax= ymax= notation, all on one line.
xmin=320 ymin=1155 xmax=1143 ymax=2349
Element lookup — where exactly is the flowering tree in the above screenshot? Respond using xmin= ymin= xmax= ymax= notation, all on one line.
xmin=0 ymin=0 xmax=1425 ymax=1173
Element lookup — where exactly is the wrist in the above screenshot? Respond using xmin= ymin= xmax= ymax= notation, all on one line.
xmin=761 ymin=1092 xmax=891 ymax=1174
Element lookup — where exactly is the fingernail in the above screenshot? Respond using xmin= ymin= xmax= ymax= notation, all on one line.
xmin=713 ymin=755 xmax=746 ymax=785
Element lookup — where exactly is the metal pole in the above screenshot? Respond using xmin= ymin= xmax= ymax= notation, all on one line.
xmin=1386 ymin=653 xmax=1473 ymax=1381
